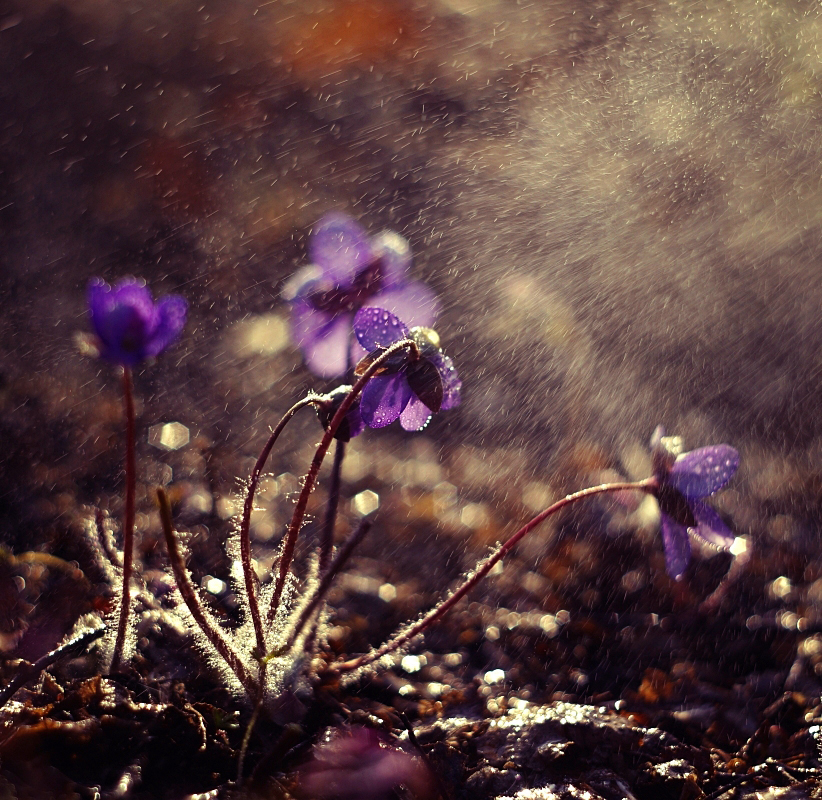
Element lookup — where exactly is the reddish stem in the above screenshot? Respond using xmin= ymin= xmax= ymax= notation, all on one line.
xmin=266 ymin=338 xmax=419 ymax=624
xmin=286 ymin=518 xmax=372 ymax=651
xmin=318 ymin=439 xmax=346 ymax=576
xmin=157 ymin=488 xmax=255 ymax=696
xmin=110 ymin=367 xmax=136 ymax=672
xmin=239 ymin=395 xmax=319 ymax=657
xmin=336 ymin=479 xmax=653 ymax=673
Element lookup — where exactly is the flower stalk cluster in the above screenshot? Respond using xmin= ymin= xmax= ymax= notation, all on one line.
xmin=77 ymin=215 xmax=741 ymax=729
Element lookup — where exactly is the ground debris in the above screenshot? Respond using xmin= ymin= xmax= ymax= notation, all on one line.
xmin=411 ymin=702 xmax=711 ymax=798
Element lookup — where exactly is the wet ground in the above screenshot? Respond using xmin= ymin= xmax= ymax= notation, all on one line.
xmin=3 ymin=0 xmax=822 ymax=797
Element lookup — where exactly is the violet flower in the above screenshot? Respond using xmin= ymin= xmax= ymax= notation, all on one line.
xmin=283 ymin=213 xmax=439 ymax=378
xmin=649 ymin=426 xmax=739 ymax=580
xmin=315 ymin=385 xmax=365 ymax=442
xmin=87 ymin=278 xmax=188 ymax=366
xmin=352 ymin=307 xmax=460 ymax=431
xmin=300 ymin=727 xmax=430 ymax=800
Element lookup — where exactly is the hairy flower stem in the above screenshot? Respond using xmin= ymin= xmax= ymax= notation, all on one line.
xmin=318 ymin=439 xmax=346 ymax=576
xmin=267 ymin=338 xmax=420 ymax=624
xmin=239 ymin=395 xmax=320 ymax=658
xmin=337 ymin=479 xmax=654 ymax=673
xmin=157 ymin=488 xmax=256 ymax=697
xmin=110 ymin=367 xmax=136 ymax=673
xmin=285 ymin=518 xmax=373 ymax=652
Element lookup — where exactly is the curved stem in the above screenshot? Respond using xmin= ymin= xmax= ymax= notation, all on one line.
xmin=157 ymin=488 xmax=256 ymax=697
xmin=336 ymin=479 xmax=653 ymax=673
xmin=266 ymin=338 xmax=419 ymax=624
xmin=239 ymin=395 xmax=320 ymax=657
xmin=111 ymin=366 xmax=136 ymax=673
xmin=319 ymin=439 xmax=346 ymax=576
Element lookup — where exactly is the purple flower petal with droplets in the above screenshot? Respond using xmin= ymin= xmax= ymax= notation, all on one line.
xmin=352 ymin=309 xmax=460 ymax=431
xmin=360 ymin=374 xmax=412 ymax=428
xmin=346 ymin=404 xmax=365 ymax=439
xmin=690 ymin=499 xmax=736 ymax=549
xmin=87 ymin=278 xmax=186 ymax=366
xmin=668 ymin=445 xmax=740 ymax=499
xmin=399 ymin=395 xmax=433 ymax=431
xmin=353 ymin=307 xmax=410 ymax=351
xmin=660 ymin=514 xmax=691 ymax=581
xmin=405 ymin=357 xmax=444 ymax=412
xmin=649 ymin=427 xmax=739 ymax=579
xmin=367 ymin=282 xmax=440 ymax=329
xmin=350 ymin=282 xmax=440 ymax=363
xmin=309 ymin=213 xmax=372 ymax=284
xmin=428 ymin=350 xmax=461 ymax=410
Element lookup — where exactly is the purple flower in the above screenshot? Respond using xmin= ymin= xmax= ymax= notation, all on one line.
xmin=283 ymin=213 xmax=439 ymax=378
xmin=352 ymin=307 xmax=460 ymax=432
xmin=87 ymin=278 xmax=188 ymax=366
xmin=649 ymin=426 xmax=739 ymax=580
xmin=315 ymin=385 xmax=365 ymax=442
xmin=300 ymin=727 xmax=431 ymax=800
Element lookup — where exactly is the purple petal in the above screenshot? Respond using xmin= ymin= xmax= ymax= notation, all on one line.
xmin=291 ymin=301 xmax=333 ymax=348
xmin=349 ymin=283 xmax=439 ymax=364
xmin=109 ymin=279 xmax=155 ymax=309
xmin=689 ymin=499 xmax=735 ymax=549
xmin=400 ymin=395 xmax=433 ymax=431
xmin=87 ymin=278 xmax=157 ymax=365
xmin=368 ymin=281 xmax=440 ymax=328
xmin=282 ymin=263 xmax=325 ymax=302
xmin=370 ymin=230 xmax=412 ymax=289
xmin=90 ymin=279 xmax=155 ymax=339
xmin=360 ymin=374 xmax=412 ymax=428
xmin=87 ymin=278 xmax=112 ymax=341
xmin=309 ymin=213 xmax=372 ymax=284
xmin=669 ymin=445 xmax=740 ymax=499
xmin=292 ymin=308 xmax=353 ymax=378
xmin=353 ymin=307 xmax=409 ymax=351
xmin=660 ymin=513 xmax=691 ymax=581
xmin=428 ymin=351 xmax=461 ymax=410
xmin=146 ymin=294 xmax=187 ymax=357
xmin=345 ymin=404 xmax=365 ymax=439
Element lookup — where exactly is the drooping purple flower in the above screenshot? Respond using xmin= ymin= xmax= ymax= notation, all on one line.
xmin=283 ymin=213 xmax=439 ymax=378
xmin=648 ymin=425 xmax=739 ymax=580
xmin=352 ymin=307 xmax=460 ymax=432
xmin=87 ymin=278 xmax=188 ymax=366
xmin=315 ymin=385 xmax=365 ymax=442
